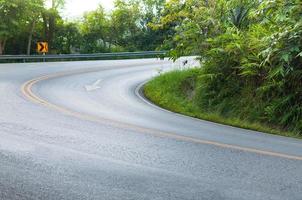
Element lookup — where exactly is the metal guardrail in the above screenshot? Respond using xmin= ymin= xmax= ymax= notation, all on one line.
xmin=0 ymin=51 xmax=167 ymax=62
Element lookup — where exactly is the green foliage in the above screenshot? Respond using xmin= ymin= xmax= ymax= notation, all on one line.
xmin=80 ymin=5 xmax=110 ymax=53
xmin=53 ymin=22 xmax=82 ymax=54
xmin=0 ymin=0 xmax=25 ymax=38
xmin=256 ymin=0 xmax=302 ymax=132
xmin=150 ymin=0 xmax=302 ymax=135
xmin=144 ymin=69 xmax=299 ymax=138
xmin=0 ymin=0 xmax=45 ymax=54
xmin=0 ymin=0 xmax=166 ymax=54
xmin=78 ymin=0 xmax=166 ymax=53
xmin=145 ymin=69 xmax=201 ymax=114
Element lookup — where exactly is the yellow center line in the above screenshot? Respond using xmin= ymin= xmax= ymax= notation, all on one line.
xmin=21 ymin=69 xmax=302 ymax=161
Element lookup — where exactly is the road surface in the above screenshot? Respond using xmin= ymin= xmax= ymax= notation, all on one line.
xmin=0 ymin=58 xmax=301 ymax=200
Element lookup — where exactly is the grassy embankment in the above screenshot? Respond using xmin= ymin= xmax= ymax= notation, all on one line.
xmin=144 ymin=69 xmax=301 ymax=139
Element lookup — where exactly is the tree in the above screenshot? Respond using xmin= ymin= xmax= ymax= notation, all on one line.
xmin=24 ymin=0 xmax=44 ymax=55
xmin=152 ymin=0 xmax=302 ymax=133
xmin=52 ymin=21 xmax=82 ymax=54
xmin=134 ymin=0 xmax=166 ymax=50
xmin=42 ymin=0 xmax=65 ymax=53
xmin=0 ymin=0 xmax=27 ymax=54
xmin=109 ymin=0 xmax=141 ymax=50
xmin=80 ymin=5 xmax=109 ymax=53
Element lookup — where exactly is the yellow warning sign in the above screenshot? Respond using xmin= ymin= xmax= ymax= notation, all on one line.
xmin=37 ymin=42 xmax=48 ymax=53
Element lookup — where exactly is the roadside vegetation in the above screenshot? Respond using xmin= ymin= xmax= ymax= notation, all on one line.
xmin=144 ymin=69 xmax=301 ymax=138
xmin=145 ymin=0 xmax=302 ymax=137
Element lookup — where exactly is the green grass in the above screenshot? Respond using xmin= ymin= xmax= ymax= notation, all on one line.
xmin=144 ymin=69 xmax=301 ymax=139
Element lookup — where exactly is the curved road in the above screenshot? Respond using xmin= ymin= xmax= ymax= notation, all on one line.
xmin=0 ymin=58 xmax=301 ymax=200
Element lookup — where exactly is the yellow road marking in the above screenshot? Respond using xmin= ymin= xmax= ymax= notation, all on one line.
xmin=21 ymin=69 xmax=302 ymax=161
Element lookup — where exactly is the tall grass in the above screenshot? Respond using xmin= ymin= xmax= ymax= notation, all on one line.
xmin=144 ymin=69 xmax=301 ymax=139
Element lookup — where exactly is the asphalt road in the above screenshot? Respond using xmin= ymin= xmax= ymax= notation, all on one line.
xmin=0 ymin=58 xmax=301 ymax=200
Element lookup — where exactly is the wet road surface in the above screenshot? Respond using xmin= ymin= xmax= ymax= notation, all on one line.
xmin=0 ymin=58 xmax=301 ymax=200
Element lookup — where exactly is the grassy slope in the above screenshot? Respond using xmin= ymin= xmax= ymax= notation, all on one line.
xmin=144 ymin=69 xmax=301 ymax=139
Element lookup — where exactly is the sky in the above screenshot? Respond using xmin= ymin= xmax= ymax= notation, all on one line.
xmin=47 ymin=0 xmax=115 ymax=19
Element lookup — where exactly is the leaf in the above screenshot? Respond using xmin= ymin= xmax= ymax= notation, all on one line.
xmin=281 ymin=54 xmax=289 ymax=63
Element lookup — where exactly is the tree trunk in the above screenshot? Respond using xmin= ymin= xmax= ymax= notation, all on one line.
xmin=48 ymin=15 xmax=55 ymax=52
xmin=0 ymin=39 xmax=7 ymax=55
xmin=27 ymin=20 xmax=36 ymax=55
xmin=42 ymin=13 xmax=48 ymax=40
xmin=101 ymin=37 xmax=106 ymax=49
xmin=42 ymin=12 xmax=55 ymax=53
xmin=108 ymin=41 xmax=112 ymax=51
xmin=0 ymin=42 xmax=3 ymax=55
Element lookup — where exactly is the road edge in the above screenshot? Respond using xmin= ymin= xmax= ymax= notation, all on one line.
xmin=21 ymin=69 xmax=302 ymax=161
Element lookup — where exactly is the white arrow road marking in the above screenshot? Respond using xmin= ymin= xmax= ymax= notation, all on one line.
xmin=85 ymin=79 xmax=102 ymax=92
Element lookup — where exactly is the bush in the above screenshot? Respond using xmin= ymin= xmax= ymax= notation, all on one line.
xmin=153 ymin=0 xmax=302 ymax=135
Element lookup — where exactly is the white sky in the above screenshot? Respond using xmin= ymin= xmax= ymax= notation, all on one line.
xmin=47 ymin=0 xmax=115 ymax=19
